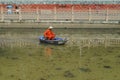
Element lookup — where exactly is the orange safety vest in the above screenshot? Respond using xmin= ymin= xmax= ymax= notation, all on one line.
xmin=44 ymin=29 xmax=55 ymax=40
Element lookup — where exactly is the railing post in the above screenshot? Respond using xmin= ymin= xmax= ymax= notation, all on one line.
xmin=106 ymin=8 xmax=108 ymax=22
xmin=71 ymin=5 xmax=74 ymax=22
xmin=104 ymin=37 xmax=108 ymax=48
xmin=89 ymin=7 xmax=91 ymax=21
xmin=19 ymin=7 xmax=22 ymax=21
xmin=36 ymin=7 xmax=39 ymax=22
xmin=54 ymin=5 xmax=57 ymax=21
xmin=1 ymin=6 xmax=4 ymax=22
xmin=88 ymin=39 xmax=91 ymax=49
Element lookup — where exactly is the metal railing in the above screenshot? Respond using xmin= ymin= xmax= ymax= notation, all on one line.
xmin=0 ymin=37 xmax=120 ymax=48
xmin=0 ymin=5 xmax=120 ymax=23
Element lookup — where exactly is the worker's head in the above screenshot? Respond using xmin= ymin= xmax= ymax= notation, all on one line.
xmin=48 ymin=26 xmax=53 ymax=29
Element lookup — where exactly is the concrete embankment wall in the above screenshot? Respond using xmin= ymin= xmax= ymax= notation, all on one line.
xmin=0 ymin=23 xmax=120 ymax=28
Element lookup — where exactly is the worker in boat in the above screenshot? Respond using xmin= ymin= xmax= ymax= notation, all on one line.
xmin=44 ymin=26 xmax=55 ymax=40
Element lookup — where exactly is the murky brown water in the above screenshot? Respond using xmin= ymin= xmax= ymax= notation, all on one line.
xmin=0 ymin=28 xmax=120 ymax=80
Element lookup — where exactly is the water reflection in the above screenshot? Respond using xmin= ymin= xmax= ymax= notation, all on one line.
xmin=44 ymin=47 xmax=52 ymax=57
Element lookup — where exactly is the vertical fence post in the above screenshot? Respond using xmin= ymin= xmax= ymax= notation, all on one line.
xmin=88 ymin=39 xmax=91 ymax=49
xmin=71 ymin=5 xmax=74 ymax=22
xmin=104 ymin=37 xmax=108 ymax=48
xmin=106 ymin=8 xmax=108 ymax=22
xmin=1 ymin=6 xmax=4 ymax=22
xmin=54 ymin=5 xmax=57 ymax=21
xmin=39 ymin=9 xmax=41 ymax=22
xmin=79 ymin=45 xmax=82 ymax=57
xmin=19 ymin=7 xmax=22 ymax=21
xmin=89 ymin=7 xmax=91 ymax=21
xmin=36 ymin=7 xmax=39 ymax=22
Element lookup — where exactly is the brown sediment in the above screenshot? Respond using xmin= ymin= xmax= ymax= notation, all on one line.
xmin=79 ymin=67 xmax=91 ymax=72
xmin=64 ymin=70 xmax=75 ymax=78
xmin=11 ymin=57 xmax=19 ymax=60
xmin=103 ymin=66 xmax=111 ymax=69
xmin=40 ymin=78 xmax=46 ymax=80
xmin=55 ymin=68 xmax=62 ymax=70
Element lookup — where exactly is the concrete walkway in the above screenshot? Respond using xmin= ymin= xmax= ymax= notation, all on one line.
xmin=0 ymin=23 xmax=120 ymax=28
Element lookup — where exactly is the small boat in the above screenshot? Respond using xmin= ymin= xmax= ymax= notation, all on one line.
xmin=39 ymin=36 xmax=67 ymax=45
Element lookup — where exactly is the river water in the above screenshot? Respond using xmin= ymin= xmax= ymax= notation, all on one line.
xmin=0 ymin=28 xmax=120 ymax=80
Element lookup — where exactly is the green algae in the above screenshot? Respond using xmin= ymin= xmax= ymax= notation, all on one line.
xmin=0 ymin=28 xmax=120 ymax=80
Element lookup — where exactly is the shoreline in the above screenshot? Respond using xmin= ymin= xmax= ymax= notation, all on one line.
xmin=0 ymin=23 xmax=120 ymax=29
